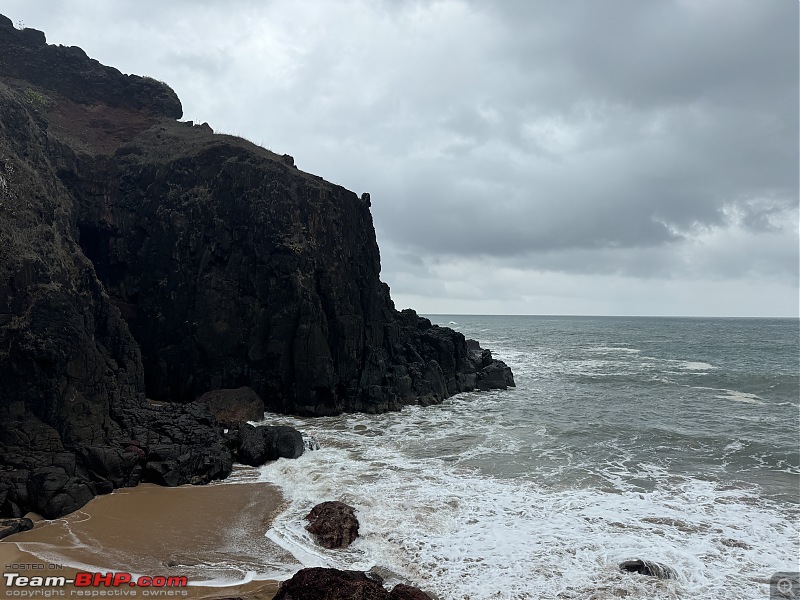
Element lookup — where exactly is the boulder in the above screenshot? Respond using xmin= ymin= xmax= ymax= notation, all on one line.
xmin=194 ymin=387 xmax=265 ymax=428
xmin=305 ymin=501 xmax=359 ymax=549
xmin=619 ymin=559 xmax=678 ymax=580
xmin=0 ymin=517 xmax=34 ymax=540
xmin=26 ymin=467 xmax=95 ymax=520
xmin=227 ymin=423 xmax=304 ymax=466
xmin=476 ymin=361 xmax=515 ymax=391
xmin=274 ymin=568 xmax=432 ymax=600
xmin=389 ymin=584 xmax=434 ymax=599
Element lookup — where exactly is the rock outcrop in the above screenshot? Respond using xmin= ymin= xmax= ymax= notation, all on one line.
xmin=0 ymin=14 xmax=513 ymax=518
xmin=68 ymin=122 xmax=514 ymax=415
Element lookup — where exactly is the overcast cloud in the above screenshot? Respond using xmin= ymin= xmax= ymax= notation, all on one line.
xmin=5 ymin=0 xmax=798 ymax=316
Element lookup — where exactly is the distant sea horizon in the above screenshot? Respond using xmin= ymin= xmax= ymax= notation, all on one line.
xmin=422 ymin=313 xmax=800 ymax=319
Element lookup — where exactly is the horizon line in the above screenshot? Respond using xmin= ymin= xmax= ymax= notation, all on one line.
xmin=417 ymin=313 xmax=799 ymax=319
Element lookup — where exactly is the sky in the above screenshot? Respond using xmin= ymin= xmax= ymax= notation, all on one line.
xmin=4 ymin=0 xmax=798 ymax=316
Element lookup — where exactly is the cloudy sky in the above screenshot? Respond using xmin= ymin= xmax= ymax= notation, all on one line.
xmin=6 ymin=0 xmax=798 ymax=316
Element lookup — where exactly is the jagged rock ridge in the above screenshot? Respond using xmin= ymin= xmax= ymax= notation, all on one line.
xmin=0 ymin=15 xmax=514 ymax=518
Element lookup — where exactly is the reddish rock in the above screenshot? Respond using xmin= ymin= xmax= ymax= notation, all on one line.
xmin=305 ymin=501 xmax=359 ymax=549
xmin=389 ymin=584 xmax=434 ymax=599
xmin=274 ymin=568 xmax=432 ymax=600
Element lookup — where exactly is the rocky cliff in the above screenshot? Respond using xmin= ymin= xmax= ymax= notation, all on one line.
xmin=0 ymin=15 xmax=513 ymax=518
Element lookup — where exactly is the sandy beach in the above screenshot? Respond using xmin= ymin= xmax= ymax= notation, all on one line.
xmin=0 ymin=480 xmax=298 ymax=599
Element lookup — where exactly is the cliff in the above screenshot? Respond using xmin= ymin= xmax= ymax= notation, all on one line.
xmin=0 ymin=15 xmax=513 ymax=518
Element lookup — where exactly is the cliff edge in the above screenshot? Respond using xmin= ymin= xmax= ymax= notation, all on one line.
xmin=0 ymin=15 xmax=514 ymax=518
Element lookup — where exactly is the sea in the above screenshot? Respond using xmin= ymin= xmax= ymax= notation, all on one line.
xmin=9 ymin=316 xmax=799 ymax=599
xmin=237 ymin=315 xmax=800 ymax=599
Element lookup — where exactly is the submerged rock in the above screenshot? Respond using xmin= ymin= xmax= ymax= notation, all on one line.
xmin=303 ymin=434 xmax=321 ymax=451
xmin=619 ymin=559 xmax=678 ymax=580
xmin=305 ymin=501 xmax=360 ymax=549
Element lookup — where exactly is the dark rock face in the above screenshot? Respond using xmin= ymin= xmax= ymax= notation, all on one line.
xmin=305 ymin=501 xmax=360 ymax=549
xmin=195 ymin=387 xmax=265 ymax=427
xmin=619 ymin=559 xmax=677 ymax=580
xmin=0 ymin=14 xmax=514 ymax=518
xmin=67 ymin=126 xmax=514 ymax=414
xmin=0 ymin=15 xmax=181 ymax=119
xmin=274 ymin=568 xmax=432 ymax=600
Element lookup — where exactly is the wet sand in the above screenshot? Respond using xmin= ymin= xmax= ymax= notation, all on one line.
xmin=0 ymin=481 xmax=299 ymax=599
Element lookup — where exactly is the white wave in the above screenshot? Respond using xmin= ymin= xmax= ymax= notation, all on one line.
xmin=678 ymin=361 xmax=716 ymax=371
xmin=717 ymin=391 xmax=765 ymax=404
xmin=692 ymin=386 xmax=765 ymax=404
xmin=249 ymin=411 xmax=797 ymax=600
xmin=587 ymin=346 xmax=641 ymax=354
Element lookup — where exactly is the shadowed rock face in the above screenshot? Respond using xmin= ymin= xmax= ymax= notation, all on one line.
xmin=68 ymin=122 xmax=514 ymax=415
xmin=0 ymin=14 xmax=513 ymax=518
xmin=195 ymin=387 xmax=265 ymax=428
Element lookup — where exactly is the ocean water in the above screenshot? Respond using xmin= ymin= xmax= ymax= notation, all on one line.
xmin=240 ymin=315 xmax=800 ymax=599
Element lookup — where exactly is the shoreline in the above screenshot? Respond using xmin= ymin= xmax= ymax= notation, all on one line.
xmin=0 ymin=480 xmax=295 ymax=599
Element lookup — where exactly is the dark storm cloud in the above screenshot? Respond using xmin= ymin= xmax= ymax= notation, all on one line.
xmin=3 ymin=0 xmax=797 ymax=314
xmin=366 ymin=0 xmax=799 ymax=256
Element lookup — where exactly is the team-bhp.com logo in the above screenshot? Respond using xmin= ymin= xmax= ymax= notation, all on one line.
xmin=3 ymin=571 xmax=188 ymax=597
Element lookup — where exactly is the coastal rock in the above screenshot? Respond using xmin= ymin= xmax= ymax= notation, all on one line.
xmin=388 ymin=584 xmax=435 ymax=599
xmin=195 ymin=387 xmax=265 ymax=428
xmin=26 ymin=467 xmax=95 ymax=520
xmin=305 ymin=501 xmax=360 ymax=549
xmin=274 ymin=568 xmax=380 ymax=600
xmin=274 ymin=568 xmax=432 ymax=600
xmin=619 ymin=559 xmax=677 ymax=580
xmin=68 ymin=126 xmax=514 ymax=414
xmin=0 ymin=517 xmax=33 ymax=540
xmin=0 ymin=13 xmax=513 ymax=518
xmin=226 ymin=423 xmax=304 ymax=466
